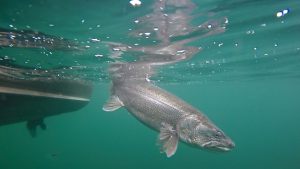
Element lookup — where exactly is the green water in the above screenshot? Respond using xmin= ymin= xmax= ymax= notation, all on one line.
xmin=1 ymin=0 xmax=300 ymax=169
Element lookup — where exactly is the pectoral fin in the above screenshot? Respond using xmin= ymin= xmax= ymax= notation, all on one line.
xmin=103 ymin=95 xmax=124 ymax=112
xmin=157 ymin=123 xmax=179 ymax=157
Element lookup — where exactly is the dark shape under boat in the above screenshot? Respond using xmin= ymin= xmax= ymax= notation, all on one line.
xmin=0 ymin=65 xmax=92 ymax=137
xmin=0 ymin=27 xmax=83 ymax=50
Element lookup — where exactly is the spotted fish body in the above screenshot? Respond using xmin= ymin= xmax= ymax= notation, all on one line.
xmin=115 ymin=81 xmax=196 ymax=128
xmin=103 ymin=69 xmax=234 ymax=157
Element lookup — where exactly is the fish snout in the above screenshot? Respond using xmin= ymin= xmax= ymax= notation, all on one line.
xmin=227 ymin=140 xmax=235 ymax=149
xmin=221 ymin=138 xmax=235 ymax=151
xmin=226 ymin=140 xmax=235 ymax=150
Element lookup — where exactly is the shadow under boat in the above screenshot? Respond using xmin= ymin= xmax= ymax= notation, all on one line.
xmin=0 ymin=64 xmax=92 ymax=137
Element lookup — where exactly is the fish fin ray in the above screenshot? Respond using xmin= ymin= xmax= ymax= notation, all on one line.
xmin=157 ymin=123 xmax=178 ymax=157
xmin=102 ymin=95 xmax=124 ymax=112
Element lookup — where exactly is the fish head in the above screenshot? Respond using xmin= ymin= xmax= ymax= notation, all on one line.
xmin=177 ymin=115 xmax=234 ymax=151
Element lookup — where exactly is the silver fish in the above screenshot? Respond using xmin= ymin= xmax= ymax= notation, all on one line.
xmin=102 ymin=0 xmax=233 ymax=158
xmin=103 ymin=64 xmax=234 ymax=157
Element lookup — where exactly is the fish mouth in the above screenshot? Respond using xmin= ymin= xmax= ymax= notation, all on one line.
xmin=216 ymin=146 xmax=231 ymax=151
xmin=201 ymin=140 xmax=234 ymax=151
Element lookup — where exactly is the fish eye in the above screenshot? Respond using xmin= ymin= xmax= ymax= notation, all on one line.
xmin=214 ymin=131 xmax=222 ymax=137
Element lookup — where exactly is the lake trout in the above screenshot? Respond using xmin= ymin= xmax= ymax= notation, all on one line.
xmin=103 ymin=63 xmax=234 ymax=157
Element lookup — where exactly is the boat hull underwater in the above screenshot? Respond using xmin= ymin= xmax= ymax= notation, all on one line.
xmin=0 ymin=26 xmax=90 ymax=136
xmin=0 ymin=27 xmax=82 ymax=50
xmin=0 ymin=65 xmax=92 ymax=137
